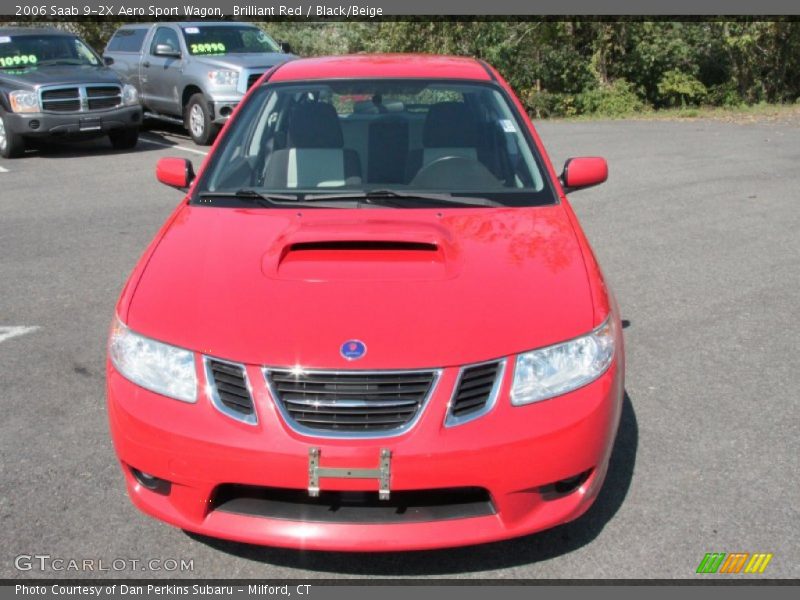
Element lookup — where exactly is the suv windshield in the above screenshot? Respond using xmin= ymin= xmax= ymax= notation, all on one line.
xmin=0 ymin=34 xmax=100 ymax=69
xmin=197 ymin=79 xmax=556 ymax=207
xmin=181 ymin=26 xmax=280 ymax=56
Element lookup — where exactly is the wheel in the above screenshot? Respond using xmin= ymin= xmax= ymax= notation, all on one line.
xmin=108 ymin=127 xmax=139 ymax=150
xmin=0 ymin=112 xmax=26 ymax=159
xmin=185 ymin=93 xmax=218 ymax=146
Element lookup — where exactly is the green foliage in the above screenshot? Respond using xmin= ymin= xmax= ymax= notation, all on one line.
xmin=657 ymin=70 xmax=707 ymax=107
xmin=578 ymin=79 xmax=646 ymax=116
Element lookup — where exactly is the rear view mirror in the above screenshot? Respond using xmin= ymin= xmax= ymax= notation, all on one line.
xmin=279 ymin=42 xmax=293 ymax=54
xmin=156 ymin=157 xmax=195 ymax=190
xmin=560 ymin=157 xmax=608 ymax=193
xmin=103 ymin=56 xmax=114 ymax=66
xmin=154 ymin=44 xmax=181 ymax=58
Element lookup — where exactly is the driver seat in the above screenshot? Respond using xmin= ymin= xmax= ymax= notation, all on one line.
xmin=405 ymin=102 xmax=480 ymax=182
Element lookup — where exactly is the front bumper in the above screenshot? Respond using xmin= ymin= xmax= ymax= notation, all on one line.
xmin=5 ymin=105 xmax=142 ymax=138
xmin=209 ymin=99 xmax=240 ymax=125
xmin=107 ymin=356 xmax=623 ymax=551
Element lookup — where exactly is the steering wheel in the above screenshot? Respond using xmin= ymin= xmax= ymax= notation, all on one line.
xmin=410 ymin=155 xmax=501 ymax=189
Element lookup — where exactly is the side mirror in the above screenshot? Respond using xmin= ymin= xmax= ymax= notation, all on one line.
xmin=156 ymin=157 xmax=195 ymax=190
xmin=154 ymin=44 xmax=181 ymax=58
xmin=560 ymin=157 xmax=608 ymax=193
xmin=279 ymin=41 xmax=293 ymax=54
xmin=103 ymin=56 xmax=114 ymax=66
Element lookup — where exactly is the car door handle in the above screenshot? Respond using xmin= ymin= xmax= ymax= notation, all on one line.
xmin=142 ymin=61 xmax=150 ymax=68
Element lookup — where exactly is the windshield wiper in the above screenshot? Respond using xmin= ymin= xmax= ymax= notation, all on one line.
xmin=197 ymin=189 xmax=355 ymax=209
xmin=303 ymin=189 xmax=503 ymax=207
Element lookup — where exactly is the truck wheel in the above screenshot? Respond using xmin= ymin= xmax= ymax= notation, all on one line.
xmin=185 ymin=94 xmax=218 ymax=146
xmin=0 ymin=113 xmax=26 ymax=159
xmin=108 ymin=127 xmax=139 ymax=150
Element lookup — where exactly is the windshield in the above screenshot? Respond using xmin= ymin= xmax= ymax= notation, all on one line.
xmin=181 ymin=26 xmax=280 ymax=56
xmin=196 ymin=79 xmax=556 ymax=208
xmin=0 ymin=34 xmax=100 ymax=68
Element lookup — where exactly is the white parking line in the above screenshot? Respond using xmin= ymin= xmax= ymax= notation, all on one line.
xmin=139 ymin=136 xmax=209 ymax=156
xmin=0 ymin=166 xmax=9 ymax=173
xmin=0 ymin=326 xmax=39 ymax=344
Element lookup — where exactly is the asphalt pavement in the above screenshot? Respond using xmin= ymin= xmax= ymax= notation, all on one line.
xmin=1 ymin=118 xmax=798 ymax=579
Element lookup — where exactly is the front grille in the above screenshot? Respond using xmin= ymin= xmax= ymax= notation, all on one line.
xmin=212 ymin=485 xmax=495 ymax=523
xmin=41 ymin=87 xmax=80 ymax=112
xmin=86 ymin=85 xmax=122 ymax=110
xmin=39 ymin=84 xmax=122 ymax=113
xmin=447 ymin=360 xmax=504 ymax=424
xmin=266 ymin=369 xmax=438 ymax=435
xmin=247 ymin=73 xmax=264 ymax=89
xmin=205 ymin=358 xmax=256 ymax=423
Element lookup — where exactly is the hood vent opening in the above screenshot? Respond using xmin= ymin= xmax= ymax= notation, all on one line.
xmin=287 ymin=240 xmax=439 ymax=253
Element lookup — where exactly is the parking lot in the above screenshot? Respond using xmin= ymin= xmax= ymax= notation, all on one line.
xmin=1 ymin=118 xmax=798 ymax=579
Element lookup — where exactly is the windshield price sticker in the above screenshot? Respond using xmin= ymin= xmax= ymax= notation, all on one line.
xmin=184 ymin=27 xmax=201 ymax=35
xmin=191 ymin=43 xmax=226 ymax=55
xmin=0 ymin=55 xmax=37 ymax=67
xmin=0 ymin=36 xmax=11 ymax=44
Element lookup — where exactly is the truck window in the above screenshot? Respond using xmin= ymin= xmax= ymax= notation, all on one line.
xmin=150 ymin=27 xmax=180 ymax=55
xmin=107 ymin=28 xmax=147 ymax=53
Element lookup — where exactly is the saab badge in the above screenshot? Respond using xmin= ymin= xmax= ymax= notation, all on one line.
xmin=340 ymin=339 xmax=367 ymax=361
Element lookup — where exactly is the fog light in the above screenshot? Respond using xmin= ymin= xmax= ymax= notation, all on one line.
xmin=130 ymin=467 xmax=171 ymax=495
xmin=540 ymin=469 xmax=593 ymax=499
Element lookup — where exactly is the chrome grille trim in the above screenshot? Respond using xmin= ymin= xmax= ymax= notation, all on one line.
xmin=444 ymin=358 xmax=507 ymax=428
xmin=263 ymin=367 xmax=442 ymax=439
xmin=39 ymin=84 xmax=123 ymax=114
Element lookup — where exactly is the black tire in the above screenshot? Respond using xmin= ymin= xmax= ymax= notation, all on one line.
xmin=185 ymin=93 xmax=218 ymax=146
xmin=0 ymin=112 xmax=26 ymax=159
xmin=108 ymin=127 xmax=139 ymax=150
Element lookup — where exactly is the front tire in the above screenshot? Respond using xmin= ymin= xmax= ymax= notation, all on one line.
xmin=185 ymin=94 xmax=218 ymax=146
xmin=0 ymin=112 xmax=26 ymax=159
xmin=108 ymin=127 xmax=139 ymax=150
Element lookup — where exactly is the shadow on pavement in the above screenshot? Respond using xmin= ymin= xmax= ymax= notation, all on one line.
xmin=187 ymin=391 xmax=638 ymax=576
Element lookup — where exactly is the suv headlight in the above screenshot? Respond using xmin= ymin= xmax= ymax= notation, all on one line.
xmin=208 ymin=69 xmax=238 ymax=88
xmin=121 ymin=84 xmax=139 ymax=106
xmin=510 ymin=317 xmax=616 ymax=405
xmin=9 ymin=90 xmax=40 ymax=113
xmin=109 ymin=319 xmax=197 ymax=403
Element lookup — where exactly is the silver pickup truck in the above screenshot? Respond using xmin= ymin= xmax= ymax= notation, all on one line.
xmin=103 ymin=22 xmax=294 ymax=145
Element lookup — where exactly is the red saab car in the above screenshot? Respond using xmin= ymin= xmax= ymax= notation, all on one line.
xmin=107 ymin=55 xmax=624 ymax=551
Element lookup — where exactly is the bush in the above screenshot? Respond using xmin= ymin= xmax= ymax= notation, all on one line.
xmin=657 ymin=70 xmax=708 ymax=107
xmin=578 ymin=79 xmax=647 ymax=116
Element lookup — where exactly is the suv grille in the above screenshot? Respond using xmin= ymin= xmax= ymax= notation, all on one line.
xmin=39 ymin=85 xmax=122 ymax=113
xmin=265 ymin=369 xmax=439 ymax=435
xmin=447 ymin=360 xmax=505 ymax=424
xmin=205 ymin=358 xmax=256 ymax=423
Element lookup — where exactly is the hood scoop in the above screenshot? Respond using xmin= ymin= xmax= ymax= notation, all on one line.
xmin=263 ymin=221 xmax=461 ymax=282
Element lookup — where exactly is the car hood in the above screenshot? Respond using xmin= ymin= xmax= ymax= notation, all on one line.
xmin=125 ymin=205 xmax=593 ymax=369
xmin=193 ymin=53 xmax=294 ymax=71
xmin=0 ymin=65 xmax=121 ymax=88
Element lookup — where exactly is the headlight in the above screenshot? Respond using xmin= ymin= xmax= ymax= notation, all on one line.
xmin=109 ymin=319 xmax=197 ymax=403
xmin=207 ymin=69 xmax=238 ymax=88
xmin=9 ymin=90 xmax=40 ymax=113
xmin=510 ymin=317 xmax=616 ymax=405
xmin=121 ymin=84 xmax=139 ymax=106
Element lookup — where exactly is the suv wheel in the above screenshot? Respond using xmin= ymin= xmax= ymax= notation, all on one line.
xmin=185 ymin=94 xmax=218 ymax=146
xmin=108 ymin=127 xmax=139 ymax=150
xmin=0 ymin=112 xmax=26 ymax=159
